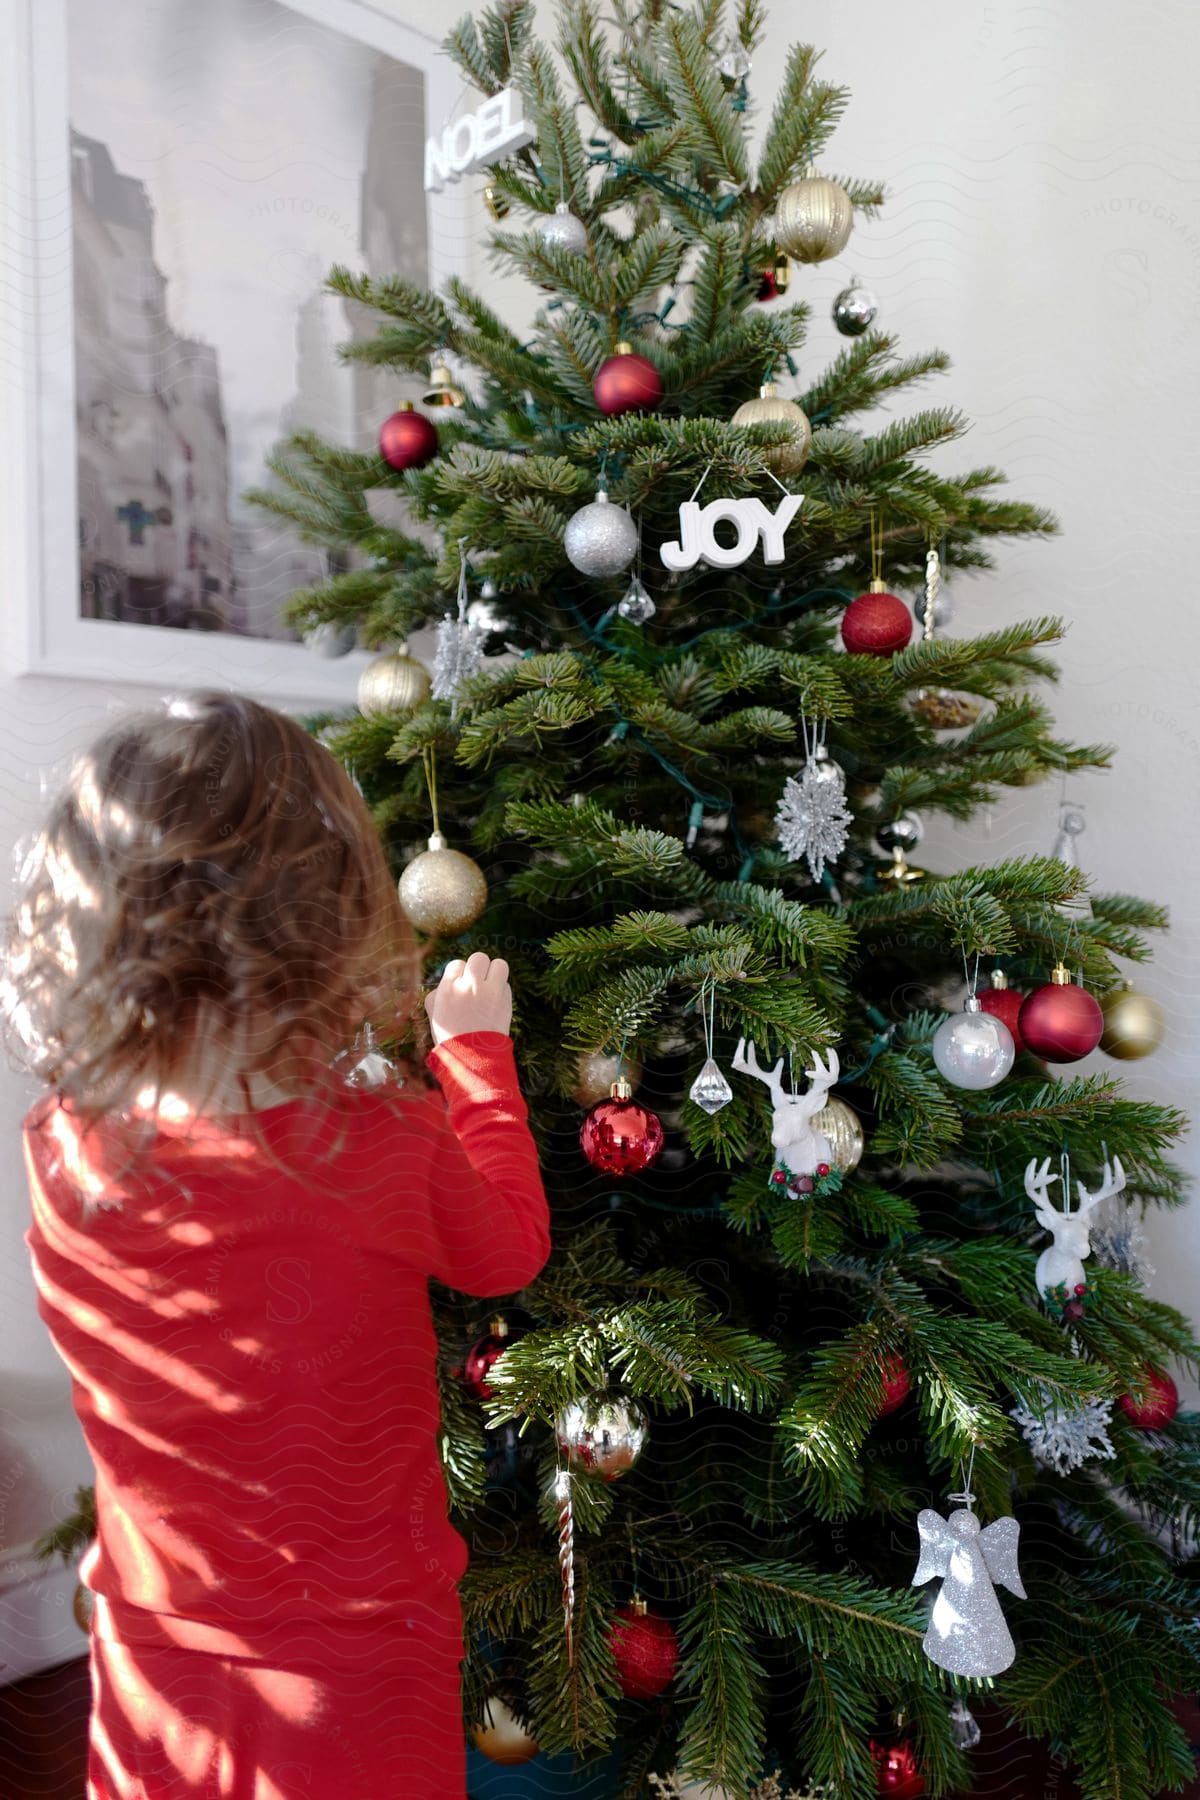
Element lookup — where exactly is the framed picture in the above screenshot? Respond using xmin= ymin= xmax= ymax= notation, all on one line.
xmin=0 ymin=0 xmax=466 ymax=703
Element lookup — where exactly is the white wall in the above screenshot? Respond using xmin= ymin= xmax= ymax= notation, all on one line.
xmin=2 ymin=0 xmax=1197 ymax=1677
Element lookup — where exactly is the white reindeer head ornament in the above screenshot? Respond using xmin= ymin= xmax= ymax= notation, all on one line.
xmin=1025 ymin=1154 xmax=1126 ymax=1316
xmin=732 ymin=1039 xmax=839 ymax=1179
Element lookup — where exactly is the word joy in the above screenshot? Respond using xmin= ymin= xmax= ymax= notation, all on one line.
xmin=660 ymin=493 xmax=804 ymax=572
xmin=424 ymin=87 xmax=537 ymax=192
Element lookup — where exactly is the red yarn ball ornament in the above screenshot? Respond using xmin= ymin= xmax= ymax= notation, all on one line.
xmin=463 ymin=1317 xmax=512 ymax=1400
xmin=979 ymin=982 xmax=1026 ymax=1053
xmin=877 ymin=1352 xmax=911 ymax=1419
xmin=1018 ymin=968 xmax=1103 ymax=1063
xmin=379 ymin=404 xmax=438 ymax=470
xmin=580 ymin=1083 xmax=664 ymax=1176
xmin=871 ymin=1741 xmax=926 ymax=1798
xmin=593 ymin=344 xmax=663 ymax=417
xmin=841 ymin=588 xmax=913 ymax=655
xmin=608 ymin=1602 xmax=679 ymax=1699
xmin=1118 ymin=1367 xmax=1179 ymax=1430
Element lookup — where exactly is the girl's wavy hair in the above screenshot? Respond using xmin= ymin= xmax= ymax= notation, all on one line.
xmin=4 ymin=691 xmax=420 ymax=1116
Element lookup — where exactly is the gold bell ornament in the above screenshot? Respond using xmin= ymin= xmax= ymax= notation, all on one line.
xmin=421 ymin=357 xmax=466 ymax=409
xmin=482 ymin=183 xmax=510 ymax=220
xmin=810 ymin=1094 xmax=866 ymax=1173
xmin=731 ymin=381 xmax=812 ymax=476
xmin=1099 ymin=980 xmax=1166 ymax=1060
xmin=356 ymin=645 xmax=432 ymax=719
xmin=397 ymin=749 xmax=488 ymax=936
xmin=775 ymin=171 xmax=854 ymax=264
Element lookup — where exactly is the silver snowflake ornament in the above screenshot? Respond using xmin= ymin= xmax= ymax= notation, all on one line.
xmin=775 ymin=749 xmax=852 ymax=882
xmin=1089 ymin=1201 xmax=1153 ymax=1282
xmin=432 ymin=602 xmax=484 ymax=712
xmin=1011 ymin=1385 xmax=1116 ymax=1476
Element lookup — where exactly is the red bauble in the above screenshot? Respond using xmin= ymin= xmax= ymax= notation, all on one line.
xmin=979 ymin=983 xmax=1026 ymax=1053
xmin=1118 ymin=1367 xmax=1180 ymax=1430
xmin=871 ymin=1741 xmax=926 ymax=1798
xmin=608 ymin=1602 xmax=678 ymax=1699
xmin=1018 ymin=969 xmax=1104 ymax=1063
xmin=379 ymin=404 xmax=438 ymax=470
xmin=841 ymin=588 xmax=913 ymax=655
xmin=580 ymin=1084 xmax=664 ymax=1176
xmin=877 ymin=1352 xmax=911 ymax=1418
xmin=463 ymin=1317 xmax=512 ymax=1400
xmin=593 ymin=344 xmax=663 ymax=417
xmin=756 ymin=267 xmax=780 ymax=301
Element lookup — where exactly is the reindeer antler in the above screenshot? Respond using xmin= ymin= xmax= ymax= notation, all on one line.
xmin=1076 ymin=1155 xmax=1126 ymax=1215
xmin=806 ymin=1047 xmax=839 ymax=1094
xmin=1024 ymin=1157 xmax=1062 ymax=1229
xmin=732 ymin=1038 xmax=786 ymax=1106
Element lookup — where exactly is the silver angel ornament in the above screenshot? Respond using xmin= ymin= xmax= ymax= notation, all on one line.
xmin=912 ymin=1504 xmax=1025 ymax=1676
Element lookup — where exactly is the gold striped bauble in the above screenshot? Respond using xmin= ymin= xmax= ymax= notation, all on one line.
xmin=731 ymin=383 xmax=812 ymax=476
xmin=812 ymin=1094 xmax=865 ymax=1173
xmin=775 ymin=174 xmax=854 ymax=264
xmin=356 ymin=647 xmax=431 ymax=718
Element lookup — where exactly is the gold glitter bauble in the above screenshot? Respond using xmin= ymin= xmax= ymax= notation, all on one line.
xmin=910 ymin=689 xmax=983 ymax=731
xmin=1099 ymin=983 xmax=1165 ymax=1060
xmin=775 ymin=175 xmax=854 ymax=264
xmin=397 ymin=832 xmax=488 ymax=935
xmin=811 ymin=1094 xmax=865 ymax=1173
xmin=73 ymin=1581 xmax=94 ymax=1634
xmin=471 ymin=1697 xmax=538 ymax=1765
xmin=357 ymin=648 xmax=431 ymax=718
xmin=731 ymin=383 xmax=812 ymax=475
xmin=571 ymin=1050 xmax=645 ymax=1107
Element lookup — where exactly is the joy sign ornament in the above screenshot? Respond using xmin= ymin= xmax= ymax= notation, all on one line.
xmin=424 ymin=87 xmax=536 ymax=192
xmin=660 ymin=493 xmax=803 ymax=573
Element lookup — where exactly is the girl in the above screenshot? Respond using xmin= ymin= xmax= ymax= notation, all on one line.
xmin=7 ymin=692 xmax=550 ymax=1800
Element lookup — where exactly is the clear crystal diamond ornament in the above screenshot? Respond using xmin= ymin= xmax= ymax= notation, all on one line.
xmin=689 ymin=1056 xmax=733 ymax=1114
xmin=775 ymin=740 xmax=851 ymax=882
xmin=949 ymin=1697 xmax=982 ymax=1751
xmin=716 ymin=34 xmax=751 ymax=79
xmin=334 ymin=1022 xmax=397 ymax=1091
xmin=617 ymin=576 xmax=656 ymax=624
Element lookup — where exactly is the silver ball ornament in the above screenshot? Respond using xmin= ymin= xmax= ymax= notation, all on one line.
xmin=564 ymin=489 xmax=639 ymax=578
xmin=555 ymin=1390 xmax=648 ymax=1480
xmin=833 ymin=276 xmax=878 ymax=336
xmin=875 ymin=811 xmax=924 ymax=855
xmin=932 ymin=996 xmax=1015 ymax=1091
xmin=539 ymin=202 xmax=588 ymax=255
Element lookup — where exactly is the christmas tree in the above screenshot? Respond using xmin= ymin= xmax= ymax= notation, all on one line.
xmin=248 ymin=3 xmax=1200 ymax=1794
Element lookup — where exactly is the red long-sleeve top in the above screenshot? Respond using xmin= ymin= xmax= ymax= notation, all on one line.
xmin=23 ymin=1031 xmax=549 ymax=1664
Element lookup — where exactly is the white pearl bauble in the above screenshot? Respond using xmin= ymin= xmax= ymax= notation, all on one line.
xmin=932 ymin=997 xmax=1015 ymax=1091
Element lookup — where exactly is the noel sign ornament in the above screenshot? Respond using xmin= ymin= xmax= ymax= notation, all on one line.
xmin=912 ymin=1498 xmax=1025 ymax=1677
xmin=424 ymin=87 xmax=536 ymax=192
xmin=660 ymin=493 xmax=803 ymax=572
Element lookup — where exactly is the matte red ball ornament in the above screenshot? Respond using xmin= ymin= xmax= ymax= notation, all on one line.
xmin=841 ymin=581 xmax=913 ymax=655
xmin=871 ymin=1740 xmax=926 ymax=1798
xmin=580 ymin=1078 xmax=664 ymax=1176
xmin=379 ymin=402 xmax=438 ymax=470
xmin=463 ymin=1316 xmax=512 ymax=1400
xmin=593 ymin=341 xmax=663 ymax=417
xmin=608 ymin=1600 xmax=679 ymax=1699
xmin=877 ymin=1352 xmax=911 ymax=1418
xmin=979 ymin=971 xmax=1025 ymax=1053
xmin=1118 ymin=1367 xmax=1179 ymax=1430
xmin=1018 ymin=964 xmax=1104 ymax=1063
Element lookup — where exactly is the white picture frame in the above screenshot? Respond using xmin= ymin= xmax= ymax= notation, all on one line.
xmin=0 ymin=0 xmax=468 ymax=705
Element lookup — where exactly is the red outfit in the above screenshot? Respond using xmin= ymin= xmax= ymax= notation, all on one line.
xmin=24 ymin=1031 xmax=550 ymax=1800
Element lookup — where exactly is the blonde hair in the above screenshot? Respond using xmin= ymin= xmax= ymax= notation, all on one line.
xmin=5 ymin=692 xmax=419 ymax=1117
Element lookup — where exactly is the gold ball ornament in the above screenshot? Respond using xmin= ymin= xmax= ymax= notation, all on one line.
xmin=775 ymin=174 xmax=854 ymax=264
xmin=471 ymin=1697 xmax=539 ymax=1766
xmin=731 ymin=383 xmax=812 ymax=476
xmin=397 ymin=832 xmax=488 ymax=935
xmin=357 ymin=647 xmax=431 ymax=719
xmin=810 ymin=1094 xmax=865 ymax=1173
xmin=73 ymin=1581 xmax=94 ymax=1634
xmin=1099 ymin=982 xmax=1166 ymax=1060
xmin=571 ymin=1049 xmax=644 ymax=1107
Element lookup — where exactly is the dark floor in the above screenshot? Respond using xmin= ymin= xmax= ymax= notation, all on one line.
xmin=0 ymin=1659 xmax=1197 ymax=1798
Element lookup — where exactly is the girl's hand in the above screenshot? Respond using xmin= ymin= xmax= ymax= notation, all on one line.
xmin=424 ymin=952 xmax=513 ymax=1048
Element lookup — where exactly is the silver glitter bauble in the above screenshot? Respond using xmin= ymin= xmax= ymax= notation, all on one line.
xmin=875 ymin=811 xmax=923 ymax=855
xmin=775 ymin=175 xmax=854 ymax=264
xmin=913 ymin=587 xmax=956 ymax=630
xmin=555 ymin=1391 xmax=648 ymax=1480
xmin=539 ymin=202 xmax=589 ymax=254
xmin=617 ymin=576 xmax=656 ymax=624
xmin=564 ymin=488 xmax=639 ymax=578
xmin=832 ymin=276 xmax=878 ymax=336
xmin=307 ymin=620 xmax=357 ymax=658
xmin=397 ymin=831 xmax=488 ymax=935
xmin=932 ymin=997 xmax=1015 ymax=1091
xmin=688 ymin=1056 xmax=733 ymax=1115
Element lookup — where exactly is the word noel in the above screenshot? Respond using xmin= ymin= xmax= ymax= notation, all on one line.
xmin=660 ymin=493 xmax=804 ymax=571
xmin=424 ymin=87 xmax=536 ymax=192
